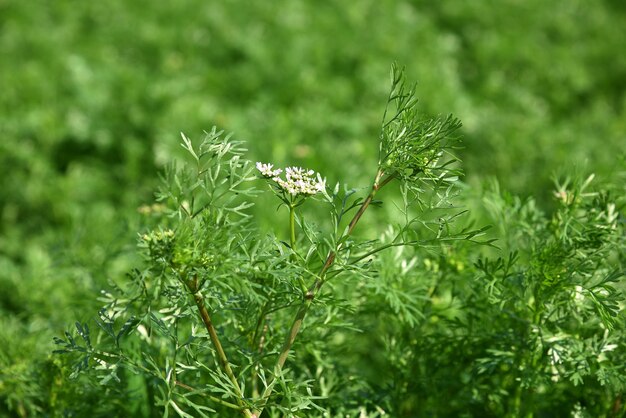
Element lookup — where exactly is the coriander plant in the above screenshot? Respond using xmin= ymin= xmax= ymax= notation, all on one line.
xmin=469 ymin=175 xmax=626 ymax=417
xmin=54 ymin=65 xmax=494 ymax=417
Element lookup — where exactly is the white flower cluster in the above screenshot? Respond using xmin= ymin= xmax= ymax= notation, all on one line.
xmin=256 ymin=162 xmax=326 ymax=196
xmin=256 ymin=162 xmax=283 ymax=178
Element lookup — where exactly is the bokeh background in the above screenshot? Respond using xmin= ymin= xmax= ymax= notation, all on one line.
xmin=1 ymin=0 xmax=625 ymax=415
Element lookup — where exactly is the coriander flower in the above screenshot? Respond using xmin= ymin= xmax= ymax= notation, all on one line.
xmin=256 ymin=162 xmax=326 ymax=197
xmin=256 ymin=162 xmax=283 ymax=178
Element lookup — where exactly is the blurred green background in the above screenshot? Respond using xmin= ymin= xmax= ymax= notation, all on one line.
xmin=1 ymin=0 xmax=625 ymax=415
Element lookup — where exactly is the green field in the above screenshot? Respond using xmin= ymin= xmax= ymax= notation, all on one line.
xmin=1 ymin=1 xmax=625 ymax=416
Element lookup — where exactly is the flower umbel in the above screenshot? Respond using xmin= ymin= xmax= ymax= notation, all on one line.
xmin=257 ymin=162 xmax=326 ymax=197
xmin=256 ymin=162 xmax=283 ymax=179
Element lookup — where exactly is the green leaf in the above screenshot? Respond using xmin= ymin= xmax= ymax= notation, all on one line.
xmin=116 ymin=316 xmax=140 ymax=346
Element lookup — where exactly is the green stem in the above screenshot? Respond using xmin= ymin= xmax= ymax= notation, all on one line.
xmin=184 ymin=275 xmax=252 ymax=417
xmin=192 ymin=291 xmax=253 ymax=417
xmin=251 ymin=302 xmax=271 ymax=399
xmin=290 ymin=202 xmax=308 ymax=293
xmin=175 ymin=380 xmax=244 ymax=411
xmin=289 ymin=203 xmax=297 ymax=254
xmin=253 ymin=170 xmax=394 ymax=416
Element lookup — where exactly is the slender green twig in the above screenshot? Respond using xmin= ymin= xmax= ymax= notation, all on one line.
xmin=251 ymin=300 xmax=271 ymax=399
xmin=175 ymin=381 xmax=244 ymax=411
xmin=185 ymin=276 xmax=253 ymax=417
xmin=289 ymin=204 xmax=297 ymax=254
xmin=289 ymin=202 xmax=309 ymax=293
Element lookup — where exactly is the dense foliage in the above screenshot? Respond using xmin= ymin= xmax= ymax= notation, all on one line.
xmin=1 ymin=1 xmax=625 ymax=417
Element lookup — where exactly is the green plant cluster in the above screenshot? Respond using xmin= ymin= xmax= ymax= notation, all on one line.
xmin=48 ymin=69 xmax=625 ymax=417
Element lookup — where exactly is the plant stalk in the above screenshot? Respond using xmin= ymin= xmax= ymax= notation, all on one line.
xmin=290 ymin=202 xmax=309 ymax=293
xmin=289 ymin=204 xmax=297 ymax=254
xmin=175 ymin=381 xmax=244 ymax=410
xmin=187 ymin=276 xmax=253 ymax=417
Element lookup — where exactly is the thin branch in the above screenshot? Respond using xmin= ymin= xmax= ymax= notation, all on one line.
xmin=251 ymin=301 xmax=271 ymax=399
xmin=175 ymin=381 xmax=244 ymax=411
xmin=186 ymin=276 xmax=253 ymax=417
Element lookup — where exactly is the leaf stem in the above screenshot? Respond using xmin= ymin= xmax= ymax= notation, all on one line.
xmin=290 ymin=202 xmax=309 ymax=293
xmin=251 ymin=301 xmax=271 ymax=399
xmin=175 ymin=381 xmax=244 ymax=411
xmin=289 ymin=203 xmax=297 ymax=254
xmin=186 ymin=276 xmax=253 ymax=417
